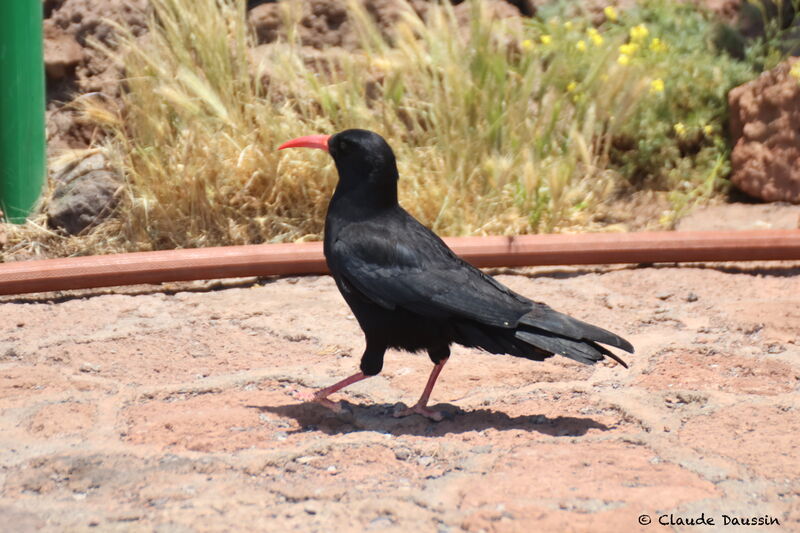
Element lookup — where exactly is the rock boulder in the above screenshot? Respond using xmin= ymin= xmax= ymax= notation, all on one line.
xmin=47 ymin=152 xmax=123 ymax=235
xmin=728 ymin=58 xmax=800 ymax=203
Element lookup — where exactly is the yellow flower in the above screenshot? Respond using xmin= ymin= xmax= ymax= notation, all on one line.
xmin=649 ymin=78 xmax=664 ymax=94
xmin=604 ymin=6 xmax=618 ymax=22
xmin=630 ymin=24 xmax=649 ymax=42
xmin=566 ymin=80 xmax=578 ymax=92
xmin=703 ymin=125 xmax=714 ymax=136
xmin=674 ymin=122 xmax=686 ymax=136
xmin=521 ymin=39 xmax=534 ymax=52
xmin=617 ymin=54 xmax=630 ymax=65
xmin=587 ymin=27 xmax=604 ymax=46
xmin=575 ymin=39 xmax=587 ymax=52
xmin=619 ymin=42 xmax=638 ymax=56
xmin=791 ymin=62 xmax=800 ymax=80
xmin=540 ymin=34 xmax=552 ymax=45
xmin=649 ymin=37 xmax=667 ymax=53
xmin=564 ymin=20 xmax=573 ymax=30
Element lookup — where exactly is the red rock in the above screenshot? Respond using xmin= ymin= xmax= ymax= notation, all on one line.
xmin=729 ymin=58 xmax=800 ymax=203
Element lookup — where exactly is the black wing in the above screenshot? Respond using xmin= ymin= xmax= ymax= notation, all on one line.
xmin=328 ymin=210 xmax=531 ymax=328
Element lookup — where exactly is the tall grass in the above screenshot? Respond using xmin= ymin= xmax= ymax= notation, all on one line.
xmin=95 ymin=0 xmax=338 ymax=250
xmin=3 ymin=0 xmax=759 ymax=258
xmin=100 ymin=0 xmax=645 ymax=249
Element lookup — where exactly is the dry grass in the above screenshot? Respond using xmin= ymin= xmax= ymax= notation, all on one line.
xmin=2 ymin=0 xmax=755 ymax=259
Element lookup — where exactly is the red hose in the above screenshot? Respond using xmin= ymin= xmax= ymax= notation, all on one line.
xmin=1 ymin=229 xmax=799 ymax=296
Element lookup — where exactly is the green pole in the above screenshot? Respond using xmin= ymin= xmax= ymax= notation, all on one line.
xmin=0 ymin=0 xmax=46 ymax=224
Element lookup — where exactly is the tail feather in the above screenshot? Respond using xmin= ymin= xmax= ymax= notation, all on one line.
xmin=519 ymin=303 xmax=634 ymax=354
xmin=513 ymin=326 xmax=629 ymax=368
xmin=587 ymin=340 xmax=629 ymax=369
xmin=515 ymin=329 xmax=611 ymax=366
xmin=452 ymin=306 xmax=633 ymax=368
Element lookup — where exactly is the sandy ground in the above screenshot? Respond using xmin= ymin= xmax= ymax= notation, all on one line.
xmin=1 ymin=251 xmax=798 ymax=532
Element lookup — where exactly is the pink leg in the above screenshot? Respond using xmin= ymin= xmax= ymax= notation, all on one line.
xmin=394 ymin=358 xmax=449 ymax=421
xmin=294 ymin=371 xmax=370 ymax=413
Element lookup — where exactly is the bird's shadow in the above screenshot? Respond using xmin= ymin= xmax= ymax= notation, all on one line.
xmin=247 ymin=400 xmax=612 ymax=437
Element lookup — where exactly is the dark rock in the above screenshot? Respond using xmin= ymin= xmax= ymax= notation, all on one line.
xmin=47 ymin=153 xmax=122 ymax=235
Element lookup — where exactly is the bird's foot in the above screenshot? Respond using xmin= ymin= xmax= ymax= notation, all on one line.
xmin=316 ymin=397 xmax=353 ymax=415
xmin=292 ymin=389 xmax=317 ymax=402
xmin=292 ymin=389 xmax=352 ymax=415
xmin=393 ymin=403 xmax=444 ymax=422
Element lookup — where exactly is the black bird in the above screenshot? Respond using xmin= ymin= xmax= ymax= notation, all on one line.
xmin=279 ymin=129 xmax=633 ymax=420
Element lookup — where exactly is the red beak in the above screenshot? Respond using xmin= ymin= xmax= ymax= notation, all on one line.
xmin=278 ymin=134 xmax=331 ymax=152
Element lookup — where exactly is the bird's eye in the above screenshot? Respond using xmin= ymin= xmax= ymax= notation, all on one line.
xmin=337 ymin=139 xmax=348 ymax=152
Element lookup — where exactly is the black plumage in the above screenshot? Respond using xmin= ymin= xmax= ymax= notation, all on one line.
xmin=279 ymin=129 xmax=633 ymax=420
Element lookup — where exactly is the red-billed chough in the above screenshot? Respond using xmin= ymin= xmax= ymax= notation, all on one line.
xmin=279 ymin=129 xmax=633 ymax=421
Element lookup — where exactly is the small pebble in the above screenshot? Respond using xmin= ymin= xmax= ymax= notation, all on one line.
xmin=369 ymin=517 xmax=394 ymax=528
xmin=79 ymin=362 xmax=101 ymax=373
xmin=417 ymin=455 xmax=434 ymax=466
xmin=394 ymin=447 xmax=412 ymax=461
xmin=686 ymin=292 xmax=699 ymax=302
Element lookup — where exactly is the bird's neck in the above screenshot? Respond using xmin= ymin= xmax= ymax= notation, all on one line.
xmin=329 ymin=175 xmax=398 ymax=217
xmin=326 ymin=195 xmax=395 ymax=241
xmin=325 ymin=183 xmax=400 ymax=244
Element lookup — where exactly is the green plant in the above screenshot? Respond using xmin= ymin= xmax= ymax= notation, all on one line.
xmin=2 ymin=0 xmax=778 ymax=259
xmin=589 ymin=1 xmax=753 ymax=205
xmin=742 ymin=0 xmax=800 ymax=69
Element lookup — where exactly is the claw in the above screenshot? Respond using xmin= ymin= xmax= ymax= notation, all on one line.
xmin=393 ymin=403 xmax=444 ymax=422
xmin=292 ymin=390 xmax=351 ymax=414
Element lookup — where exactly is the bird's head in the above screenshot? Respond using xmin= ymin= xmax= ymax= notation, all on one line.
xmin=279 ymin=129 xmax=399 ymax=206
